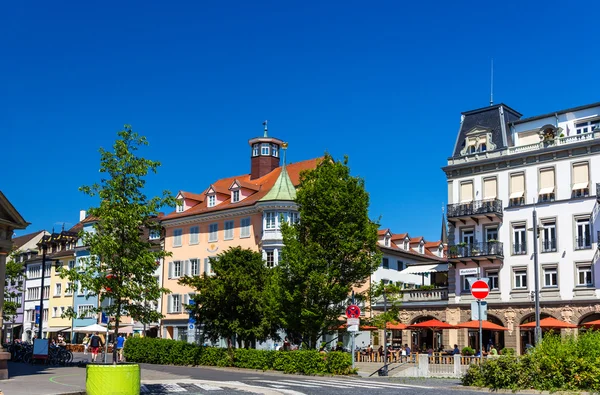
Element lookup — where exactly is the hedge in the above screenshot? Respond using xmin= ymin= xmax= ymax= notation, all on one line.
xmin=462 ymin=330 xmax=600 ymax=392
xmin=124 ymin=336 xmax=354 ymax=375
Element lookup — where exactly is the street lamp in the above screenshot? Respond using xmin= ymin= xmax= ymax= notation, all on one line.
xmin=527 ymin=208 xmax=543 ymax=346
xmin=379 ymin=291 xmax=389 ymax=377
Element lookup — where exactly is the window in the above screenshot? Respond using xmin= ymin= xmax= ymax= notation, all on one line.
xmin=77 ymin=305 xmax=95 ymax=319
xmin=149 ymin=229 xmax=161 ymax=240
xmin=514 ymin=269 xmax=527 ymax=289
xmin=265 ymin=212 xmax=276 ymax=230
xmin=571 ymin=162 xmax=590 ymax=197
xmin=54 ymin=283 xmax=61 ymax=297
xmin=43 ymin=309 xmax=48 ymax=322
xmin=575 ymin=119 xmax=600 ymax=135
xmin=462 ymin=274 xmax=476 ymax=292
xmin=265 ymin=250 xmax=275 ymax=268
xmin=487 ymin=271 xmax=499 ymax=291
xmin=232 ymin=190 xmax=240 ymax=203
xmin=207 ymin=195 xmax=216 ymax=207
xmin=575 ymin=217 xmax=591 ymax=249
xmin=208 ymin=223 xmax=218 ymax=242
xmin=224 ymin=220 xmax=234 ymax=240
xmin=68 ymin=260 xmax=75 ymax=270
xmin=252 ymin=143 xmax=259 ymax=157
xmin=509 ymin=173 xmax=525 ymax=206
xmin=543 ymin=267 xmax=558 ymax=288
xmin=462 ymin=230 xmax=474 ymax=246
xmin=173 ymin=229 xmax=183 ymax=247
xmin=460 ymin=181 xmax=474 ymax=203
xmin=44 ymin=265 xmax=51 ymax=277
xmin=382 ymin=258 xmax=389 ymax=269
xmin=403 ymin=240 xmax=409 ymax=250
xmin=190 ymin=259 xmax=200 ymax=276
xmin=538 ymin=168 xmax=555 ymax=202
xmin=65 ymin=283 xmax=74 ymax=295
xmin=204 ymin=257 xmax=214 ymax=275
xmin=384 ymin=237 xmax=390 ymax=247
xmin=486 ymin=227 xmax=498 ymax=241
xmin=576 ymin=264 xmax=593 ymax=287
xmin=240 ymin=218 xmax=251 ymax=238
xmin=271 ymin=144 xmax=278 ymax=157
xmin=176 ymin=200 xmax=184 ymax=213
xmin=43 ymin=286 xmax=49 ymax=299
xmin=16 ymin=293 xmax=22 ymax=304
xmin=27 ymin=287 xmax=40 ymax=301
xmin=418 ymin=244 xmax=424 ymax=254
xmin=483 ymin=177 xmax=497 ymax=200
xmin=397 ymin=260 xmax=405 ymax=271
xmin=541 ymin=221 xmax=556 ymax=252
xmin=189 ymin=226 xmax=199 ymax=245
xmin=29 ymin=265 xmax=41 ymax=279
xmin=261 ymin=143 xmax=270 ymax=155
xmin=53 ymin=307 xmax=58 ymax=318
xmin=171 ymin=294 xmax=181 ymax=313
xmin=290 ymin=212 xmax=299 ymax=224
xmin=77 ymin=282 xmax=84 ymax=296
xmin=480 ymin=143 xmax=487 ymax=152
xmin=172 ymin=261 xmax=182 ymax=278
xmin=512 ymin=225 xmax=527 ymax=255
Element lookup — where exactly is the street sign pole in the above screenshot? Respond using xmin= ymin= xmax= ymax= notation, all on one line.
xmin=469 ymin=277 xmax=489 ymax=361
xmin=351 ymin=291 xmax=355 ymax=370
xmin=478 ymin=271 xmax=482 ymax=361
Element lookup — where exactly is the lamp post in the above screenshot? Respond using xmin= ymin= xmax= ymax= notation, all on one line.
xmin=528 ymin=208 xmax=542 ymax=346
xmin=37 ymin=236 xmax=49 ymax=340
xmin=380 ymin=291 xmax=388 ymax=376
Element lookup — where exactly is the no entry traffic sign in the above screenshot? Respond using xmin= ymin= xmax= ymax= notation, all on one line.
xmin=471 ymin=280 xmax=490 ymax=300
xmin=346 ymin=304 xmax=361 ymax=319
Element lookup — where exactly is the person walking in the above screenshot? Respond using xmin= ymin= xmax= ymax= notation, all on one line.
xmin=82 ymin=334 xmax=90 ymax=355
xmin=89 ymin=332 xmax=103 ymax=363
xmin=116 ymin=333 xmax=125 ymax=362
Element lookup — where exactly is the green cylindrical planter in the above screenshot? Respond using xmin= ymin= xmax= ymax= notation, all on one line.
xmin=86 ymin=363 xmax=140 ymax=395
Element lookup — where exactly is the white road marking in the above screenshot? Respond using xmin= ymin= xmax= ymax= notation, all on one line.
xmin=158 ymin=383 xmax=186 ymax=392
xmin=255 ymin=379 xmax=321 ymax=388
xmin=194 ymin=383 xmax=223 ymax=390
xmin=140 ymin=384 xmax=149 ymax=393
xmin=304 ymin=377 xmax=432 ymax=389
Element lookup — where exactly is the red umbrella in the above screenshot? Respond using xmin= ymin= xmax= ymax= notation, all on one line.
xmin=387 ymin=322 xmax=407 ymax=330
xmin=520 ymin=317 xmax=576 ymax=329
xmin=408 ymin=319 xmax=455 ymax=330
xmin=580 ymin=319 xmax=600 ymax=329
xmin=456 ymin=320 xmax=508 ymax=331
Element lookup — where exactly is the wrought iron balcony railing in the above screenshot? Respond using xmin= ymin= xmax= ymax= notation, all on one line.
xmin=513 ymin=243 xmax=527 ymax=255
xmin=448 ymin=241 xmax=504 ymax=259
xmin=541 ymin=239 xmax=557 ymax=253
xmin=575 ymin=237 xmax=592 ymax=250
xmin=447 ymin=199 xmax=503 ymax=219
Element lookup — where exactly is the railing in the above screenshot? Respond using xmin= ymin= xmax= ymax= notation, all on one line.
xmin=401 ymin=287 xmax=448 ymax=302
xmin=575 ymin=237 xmax=592 ymax=250
xmin=513 ymin=243 xmax=527 ymax=255
xmin=508 ymin=131 xmax=598 ymax=155
xmin=447 ymin=199 xmax=503 ymax=219
xmin=541 ymin=239 xmax=557 ymax=253
xmin=448 ymin=242 xmax=504 ymax=259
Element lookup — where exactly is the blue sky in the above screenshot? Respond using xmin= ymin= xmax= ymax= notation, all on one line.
xmin=2 ymin=0 xmax=599 ymax=240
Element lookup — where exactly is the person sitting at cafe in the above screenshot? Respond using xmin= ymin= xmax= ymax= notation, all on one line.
xmin=453 ymin=344 xmax=460 ymax=355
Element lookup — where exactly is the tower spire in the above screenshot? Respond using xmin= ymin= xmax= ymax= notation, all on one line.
xmin=490 ymin=58 xmax=494 ymax=106
xmin=441 ymin=204 xmax=448 ymax=245
xmin=262 ymin=120 xmax=269 ymax=137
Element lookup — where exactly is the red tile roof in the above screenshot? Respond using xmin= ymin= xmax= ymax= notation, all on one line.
xmin=378 ymin=229 xmax=390 ymax=236
xmin=409 ymin=236 xmax=424 ymax=244
xmin=179 ymin=191 xmax=205 ymax=202
xmin=208 ymin=184 xmax=231 ymax=196
xmin=162 ymin=158 xmax=321 ymax=221
xmin=424 ymin=241 xmax=442 ymax=248
xmin=390 ymin=233 xmax=408 ymax=241
xmin=231 ymin=179 xmax=261 ymax=192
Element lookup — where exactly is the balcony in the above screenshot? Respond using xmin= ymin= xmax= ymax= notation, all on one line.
xmin=401 ymin=287 xmax=448 ymax=303
xmin=541 ymin=239 xmax=557 ymax=253
xmin=508 ymin=131 xmax=599 ymax=155
xmin=512 ymin=243 xmax=527 ymax=255
xmin=448 ymin=241 xmax=504 ymax=264
xmin=575 ymin=237 xmax=592 ymax=250
xmin=447 ymin=199 xmax=503 ymax=225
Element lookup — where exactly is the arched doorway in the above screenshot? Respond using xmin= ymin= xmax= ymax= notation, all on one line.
xmin=410 ymin=316 xmax=437 ymax=352
xmin=578 ymin=313 xmax=600 ymax=333
xmin=520 ymin=313 xmax=551 ymax=353
xmin=466 ymin=314 xmax=506 ymax=352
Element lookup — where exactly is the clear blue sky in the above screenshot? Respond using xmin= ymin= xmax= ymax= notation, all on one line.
xmin=3 ymin=0 xmax=599 ymax=240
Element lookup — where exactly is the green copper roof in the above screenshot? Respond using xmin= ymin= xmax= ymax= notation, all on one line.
xmin=260 ymin=164 xmax=296 ymax=202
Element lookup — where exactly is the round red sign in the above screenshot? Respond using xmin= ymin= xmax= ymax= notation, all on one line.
xmin=346 ymin=304 xmax=361 ymax=319
xmin=471 ymin=280 xmax=490 ymax=300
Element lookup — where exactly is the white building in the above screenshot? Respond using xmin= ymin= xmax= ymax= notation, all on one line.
xmin=23 ymin=234 xmax=52 ymax=340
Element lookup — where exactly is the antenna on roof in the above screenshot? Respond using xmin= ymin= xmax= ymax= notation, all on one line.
xmin=262 ymin=120 xmax=269 ymax=137
xmin=490 ymin=58 xmax=494 ymax=106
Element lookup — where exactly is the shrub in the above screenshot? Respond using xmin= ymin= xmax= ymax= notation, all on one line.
xmin=500 ymin=347 xmax=514 ymax=356
xmin=461 ymin=346 xmax=475 ymax=356
xmin=124 ymin=337 xmax=353 ymax=375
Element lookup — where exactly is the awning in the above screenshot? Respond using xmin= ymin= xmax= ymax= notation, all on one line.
xmin=387 ymin=322 xmax=407 ymax=330
xmin=399 ymin=263 xmax=448 ymax=275
xmin=539 ymin=187 xmax=555 ymax=195
xmin=456 ymin=320 xmax=507 ymax=331
xmin=47 ymin=327 xmax=71 ymax=333
xmin=572 ymin=182 xmax=589 ymax=190
xmin=509 ymin=191 xmax=524 ymax=199
xmin=520 ymin=317 xmax=576 ymax=329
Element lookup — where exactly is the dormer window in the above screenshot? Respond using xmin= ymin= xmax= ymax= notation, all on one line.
xmin=460 ymin=127 xmax=496 ymax=156
xmin=403 ymin=240 xmax=408 ymax=250
xmin=480 ymin=143 xmax=486 ymax=152
xmin=232 ymin=190 xmax=240 ymax=203
xmin=261 ymin=143 xmax=270 ymax=155
xmin=384 ymin=237 xmax=390 ymax=247
xmin=271 ymin=144 xmax=279 ymax=158
xmin=252 ymin=143 xmax=259 ymax=157
xmin=176 ymin=200 xmax=184 ymax=213
xmin=419 ymin=244 xmax=424 ymax=254
xmin=208 ymin=195 xmax=216 ymax=207
xmin=468 ymin=145 xmax=476 ymax=154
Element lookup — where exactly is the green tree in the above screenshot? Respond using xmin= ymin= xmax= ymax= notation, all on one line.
xmin=179 ymin=247 xmax=280 ymax=349
xmin=4 ymin=249 xmax=26 ymax=340
xmin=364 ymin=280 xmax=403 ymax=330
xmin=60 ymin=125 xmax=175 ymax=362
xmin=277 ymin=154 xmax=381 ymax=348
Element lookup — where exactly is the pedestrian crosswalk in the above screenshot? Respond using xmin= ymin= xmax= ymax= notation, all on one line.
xmin=141 ymin=377 xmax=432 ymax=394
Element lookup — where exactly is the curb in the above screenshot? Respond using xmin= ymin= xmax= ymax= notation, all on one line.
xmin=451 ymin=385 xmax=593 ymax=395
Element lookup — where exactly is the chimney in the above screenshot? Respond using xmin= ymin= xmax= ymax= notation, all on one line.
xmin=248 ymin=121 xmax=284 ymax=180
xmin=79 ymin=210 xmax=86 ymax=221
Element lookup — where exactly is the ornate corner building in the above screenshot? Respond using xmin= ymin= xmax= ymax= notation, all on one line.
xmin=386 ymin=102 xmax=600 ymax=354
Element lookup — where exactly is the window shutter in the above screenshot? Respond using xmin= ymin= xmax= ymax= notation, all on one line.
xmin=204 ymin=258 xmax=209 ymax=275
xmin=183 ymin=294 xmax=189 ymax=309
xmin=167 ymin=295 xmax=172 ymax=314
xmin=510 ymin=173 xmax=525 ymax=198
xmin=572 ymin=163 xmax=589 ymax=189
xmin=168 ymin=262 xmax=173 ymax=279
xmin=483 ymin=178 xmax=497 ymax=199
xmin=460 ymin=182 xmax=473 ymax=203
xmin=539 ymin=168 xmax=555 ymax=192
xmin=184 ymin=260 xmax=190 ymax=276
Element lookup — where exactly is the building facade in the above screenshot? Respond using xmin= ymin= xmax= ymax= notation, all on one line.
xmin=159 ymin=126 xmax=318 ymax=344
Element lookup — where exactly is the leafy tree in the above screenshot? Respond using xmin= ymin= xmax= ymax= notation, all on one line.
xmin=60 ymin=125 xmax=175 ymax=362
xmin=4 ymin=249 xmax=26 ymax=339
xmin=363 ymin=280 xmax=403 ymax=330
xmin=277 ymin=154 xmax=381 ymax=348
xmin=179 ymin=247 xmax=280 ymax=349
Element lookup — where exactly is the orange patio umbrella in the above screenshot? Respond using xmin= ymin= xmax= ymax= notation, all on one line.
xmin=520 ymin=317 xmax=576 ymax=329
xmin=386 ymin=322 xmax=407 ymax=330
xmin=456 ymin=320 xmax=508 ymax=331
xmin=580 ymin=319 xmax=600 ymax=329
xmin=408 ymin=319 xmax=455 ymax=330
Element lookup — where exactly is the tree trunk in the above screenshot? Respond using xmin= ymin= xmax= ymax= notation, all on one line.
xmin=113 ymin=301 xmax=121 ymax=364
